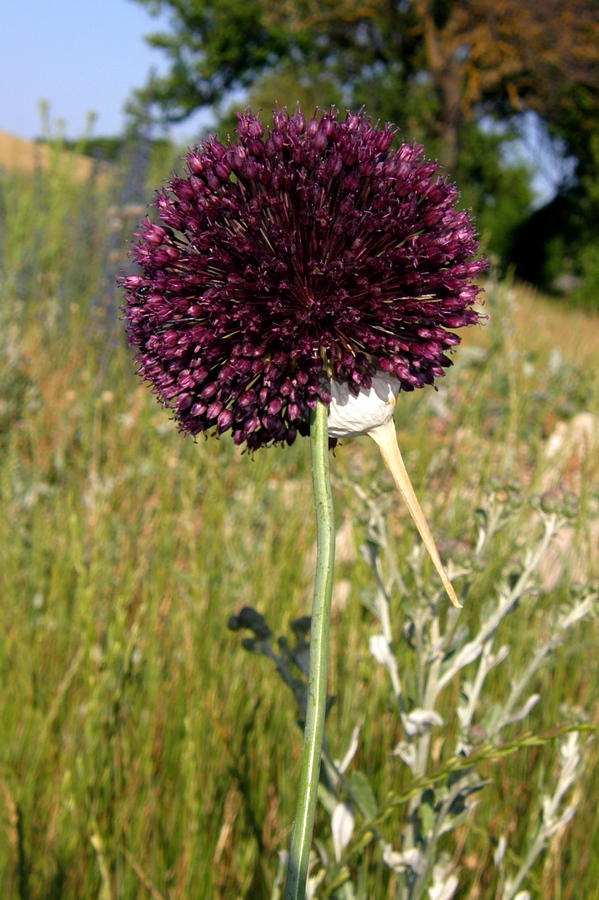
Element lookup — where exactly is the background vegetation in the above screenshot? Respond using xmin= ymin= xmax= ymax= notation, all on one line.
xmin=123 ymin=0 xmax=599 ymax=307
xmin=0 ymin=126 xmax=598 ymax=897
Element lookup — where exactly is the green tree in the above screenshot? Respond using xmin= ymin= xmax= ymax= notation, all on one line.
xmin=128 ymin=0 xmax=599 ymax=288
xmin=130 ymin=0 xmax=599 ymax=163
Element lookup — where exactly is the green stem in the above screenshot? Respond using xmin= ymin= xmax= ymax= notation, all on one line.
xmin=284 ymin=400 xmax=335 ymax=900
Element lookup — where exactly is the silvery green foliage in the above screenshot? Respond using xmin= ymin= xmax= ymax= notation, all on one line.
xmin=347 ymin=480 xmax=595 ymax=900
xmin=230 ymin=483 xmax=596 ymax=899
xmin=494 ymin=730 xmax=582 ymax=900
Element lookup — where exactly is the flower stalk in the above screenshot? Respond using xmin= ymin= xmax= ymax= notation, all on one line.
xmin=284 ymin=400 xmax=335 ymax=900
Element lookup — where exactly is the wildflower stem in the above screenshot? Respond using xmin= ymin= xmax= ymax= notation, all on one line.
xmin=285 ymin=400 xmax=335 ymax=900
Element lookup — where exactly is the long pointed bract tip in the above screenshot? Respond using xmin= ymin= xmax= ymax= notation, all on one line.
xmin=368 ymin=419 xmax=461 ymax=608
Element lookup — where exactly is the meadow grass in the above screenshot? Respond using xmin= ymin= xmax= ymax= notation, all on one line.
xmin=0 ymin=147 xmax=598 ymax=899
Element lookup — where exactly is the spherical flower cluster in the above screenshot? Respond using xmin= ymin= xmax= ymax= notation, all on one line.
xmin=123 ymin=107 xmax=486 ymax=450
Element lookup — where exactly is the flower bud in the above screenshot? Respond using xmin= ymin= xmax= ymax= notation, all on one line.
xmin=540 ymin=491 xmax=560 ymax=514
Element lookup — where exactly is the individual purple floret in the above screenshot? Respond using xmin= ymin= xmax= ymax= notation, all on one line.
xmin=122 ymin=106 xmax=486 ymax=451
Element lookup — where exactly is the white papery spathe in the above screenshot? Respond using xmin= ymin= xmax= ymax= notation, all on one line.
xmin=327 ymin=373 xmax=460 ymax=608
xmin=328 ymin=373 xmax=400 ymax=438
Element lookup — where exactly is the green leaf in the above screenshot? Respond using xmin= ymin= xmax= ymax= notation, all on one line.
xmin=348 ymin=771 xmax=378 ymax=820
xmin=420 ymin=788 xmax=435 ymax=836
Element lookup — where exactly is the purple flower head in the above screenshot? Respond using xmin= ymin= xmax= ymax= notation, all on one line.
xmin=122 ymin=107 xmax=486 ymax=451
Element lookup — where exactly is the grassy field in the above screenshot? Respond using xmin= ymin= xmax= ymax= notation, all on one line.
xmin=0 ymin=142 xmax=598 ymax=899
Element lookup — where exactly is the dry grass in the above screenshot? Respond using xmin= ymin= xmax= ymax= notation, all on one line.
xmin=0 ymin=129 xmax=109 ymax=179
xmin=510 ymin=283 xmax=599 ymax=365
xmin=465 ymin=278 xmax=599 ymax=367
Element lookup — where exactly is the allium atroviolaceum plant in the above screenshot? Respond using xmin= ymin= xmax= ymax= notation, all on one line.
xmin=122 ymin=106 xmax=486 ymax=898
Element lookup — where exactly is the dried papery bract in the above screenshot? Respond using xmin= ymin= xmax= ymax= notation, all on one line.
xmin=370 ymin=419 xmax=460 ymax=607
xmin=327 ymin=373 xmax=459 ymax=605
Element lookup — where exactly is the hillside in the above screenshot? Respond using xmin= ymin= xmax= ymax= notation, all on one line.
xmin=0 ymin=128 xmax=108 ymax=178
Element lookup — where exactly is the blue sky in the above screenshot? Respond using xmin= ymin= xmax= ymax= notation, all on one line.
xmin=0 ymin=0 xmax=209 ymax=141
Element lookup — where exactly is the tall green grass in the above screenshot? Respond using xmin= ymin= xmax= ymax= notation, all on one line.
xmin=0 ymin=145 xmax=598 ymax=899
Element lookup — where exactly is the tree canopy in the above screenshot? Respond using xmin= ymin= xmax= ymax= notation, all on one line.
xmin=131 ymin=0 xmax=599 ymax=162
xmin=129 ymin=0 xmax=599 ymax=300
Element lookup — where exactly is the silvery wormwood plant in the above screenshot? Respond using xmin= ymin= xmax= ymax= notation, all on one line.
xmin=230 ymin=480 xmax=597 ymax=899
